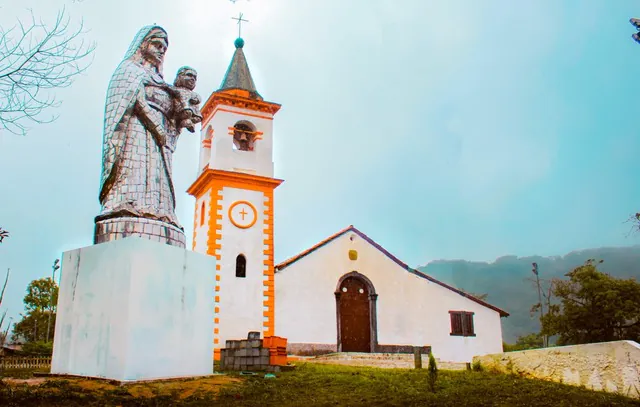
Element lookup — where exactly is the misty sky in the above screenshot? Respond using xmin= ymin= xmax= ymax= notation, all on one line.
xmin=2 ymin=0 xmax=640 ymax=323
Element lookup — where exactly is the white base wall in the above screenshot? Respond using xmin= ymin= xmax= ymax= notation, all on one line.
xmin=51 ymin=237 xmax=216 ymax=382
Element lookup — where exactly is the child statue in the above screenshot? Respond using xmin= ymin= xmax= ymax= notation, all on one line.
xmin=171 ymin=66 xmax=203 ymax=133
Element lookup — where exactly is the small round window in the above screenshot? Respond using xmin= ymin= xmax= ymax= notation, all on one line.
xmin=342 ymin=287 xmax=347 ymax=292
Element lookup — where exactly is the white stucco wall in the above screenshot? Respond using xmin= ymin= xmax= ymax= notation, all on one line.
xmin=206 ymin=107 xmax=274 ymax=178
xmin=216 ymin=186 xmax=270 ymax=346
xmin=276 ymin=231 xmax=505 ymax=363
xmin=51 ymin=238 xmax=216 ymax=382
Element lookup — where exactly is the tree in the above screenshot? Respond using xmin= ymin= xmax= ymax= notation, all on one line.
xmin=470 ymin=292 xmax=489 ymax=301
xmin=0 ymin=7 xmax=95 ymax=135
xmin=527 ymin=262 xmax=553 ymax=347
xmin=503 ymin=332 xmax=544 ymax=352
xmin=23 ymin=277 xmax=58 ymax=314
xmin=0 ymin=230 xmax=10 ymax=348
xmin=0 ymin=269 xmax=10 ymax=348
xmin=541 ymin=259 xmax=640 ymax=345
xmin=13 ymin=310 xmax=56 ymax=345
xmin=460 ymin=289 xmax=489 ymax=301
xmin=12 ymin=277 xmax=58 ymax=344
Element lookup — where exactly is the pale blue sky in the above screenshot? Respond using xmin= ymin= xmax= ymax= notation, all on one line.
xmin=1 ymin=0 xmax=640 ymax=322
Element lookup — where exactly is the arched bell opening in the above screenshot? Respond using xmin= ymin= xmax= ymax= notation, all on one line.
xmin=231 ymin=121 xmax=257 ymax=151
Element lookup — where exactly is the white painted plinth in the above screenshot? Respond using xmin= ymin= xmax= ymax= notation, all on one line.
xmin=51 ymin=237 xmax=216 ymax=382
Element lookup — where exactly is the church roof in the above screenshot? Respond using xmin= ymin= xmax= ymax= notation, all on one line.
xmin=275 ymin=225 xmax=510 ymax=317
xmin=218 ymin=37 xmax=262 ymax=100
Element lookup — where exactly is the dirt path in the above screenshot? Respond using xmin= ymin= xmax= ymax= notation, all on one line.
xmin=1 ymin=374 xmax=243 ymax=399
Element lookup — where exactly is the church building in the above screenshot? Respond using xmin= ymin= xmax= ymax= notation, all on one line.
xmin=275 ymin=226 xmax=508 ymax=363
xmin=189 ymin=37 xmax=508 ymax=363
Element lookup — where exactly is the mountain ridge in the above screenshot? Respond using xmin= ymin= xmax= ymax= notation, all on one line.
xmin=417 ymin=244 xmax=640 ymax=268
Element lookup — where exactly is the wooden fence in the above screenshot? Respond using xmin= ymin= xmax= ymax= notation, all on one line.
xmin=0 ymin=356 xmax=51 ymax=369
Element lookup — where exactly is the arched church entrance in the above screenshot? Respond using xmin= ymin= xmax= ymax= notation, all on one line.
xmin=335 ymin=272 xmax=378 ymax=353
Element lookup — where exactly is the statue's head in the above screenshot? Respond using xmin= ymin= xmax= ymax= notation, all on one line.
xmin=174 ymin=66 xmax=197 ymax=90
xmin=140 ymin=28 xmax=168 ymax=68
xmin=123 ymin=26 xmax=169 ymax=75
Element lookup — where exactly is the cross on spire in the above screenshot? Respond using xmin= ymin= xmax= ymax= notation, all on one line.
xmin=232 ymin=12 xmax=249 ymax=38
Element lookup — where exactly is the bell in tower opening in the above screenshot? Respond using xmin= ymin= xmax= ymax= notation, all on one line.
xmin=232 ymin=122 xmax=256 ymax=151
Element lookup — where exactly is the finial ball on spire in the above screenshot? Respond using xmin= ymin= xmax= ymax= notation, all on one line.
xmin=235 ymin=37 xmax=245 ymax=49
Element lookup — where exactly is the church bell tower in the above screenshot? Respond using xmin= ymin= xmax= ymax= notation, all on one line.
xmin=187 ymin=37 xmax=282 ymax=360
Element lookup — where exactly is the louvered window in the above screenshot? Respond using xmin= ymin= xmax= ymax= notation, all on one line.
xmin=449 ymin=311 xmax=475 ymax=337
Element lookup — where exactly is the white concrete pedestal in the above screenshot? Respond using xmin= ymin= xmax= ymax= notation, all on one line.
xmin=51 ymin=237 xmax=216 ymax=382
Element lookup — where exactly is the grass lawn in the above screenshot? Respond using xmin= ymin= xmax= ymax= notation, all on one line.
xmin=1 ymin=363 xmax=639 ymax=406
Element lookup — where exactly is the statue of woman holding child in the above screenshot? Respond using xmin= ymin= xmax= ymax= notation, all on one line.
xmin=94 ymin=25 xmax=202 ymax=248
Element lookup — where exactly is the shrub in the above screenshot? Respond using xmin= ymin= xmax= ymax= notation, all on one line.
xmin=427 ymin=353 xmax=438 ymax=392
xmin=21 ymin=341 xmax=53 ymax=355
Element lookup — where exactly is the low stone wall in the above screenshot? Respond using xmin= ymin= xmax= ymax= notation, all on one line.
xmin=473 ymin=340 xmax=640 ymax=399
xmin=287 ymin=343 xmax=337 ymax=356
xmin=376 ymin=345 xmax=431 ymax=355
xmin=287 ymin=343 xmax=432 ymax=357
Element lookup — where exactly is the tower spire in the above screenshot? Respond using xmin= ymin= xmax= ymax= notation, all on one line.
xmin=218 ymin=16 xmax=261 ymax=100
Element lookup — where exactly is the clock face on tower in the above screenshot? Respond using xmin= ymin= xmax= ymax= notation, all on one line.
xmin=228 ymin=200 xmax=258 ymax=229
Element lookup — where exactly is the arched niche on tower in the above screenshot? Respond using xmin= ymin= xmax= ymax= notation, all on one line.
xmin=199 ymin=126 xmax=214 ymax=172
xmin=205 ymin=126 xmax=214 ymax=141
xmin=231 ymin=120 xmax=261 ymax=152
xmin=202 ymin=126 xmax=214 ymax=150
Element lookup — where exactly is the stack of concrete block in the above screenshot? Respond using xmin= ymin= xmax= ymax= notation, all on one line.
xmin=220 ymin=339 xmax=271 ymax=371
xmin=220 ymin=332 xmax=292 ymax=372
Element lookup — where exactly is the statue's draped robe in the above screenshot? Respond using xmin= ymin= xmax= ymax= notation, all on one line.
xmin=97 ymin=59 xmax=180 ymax=228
